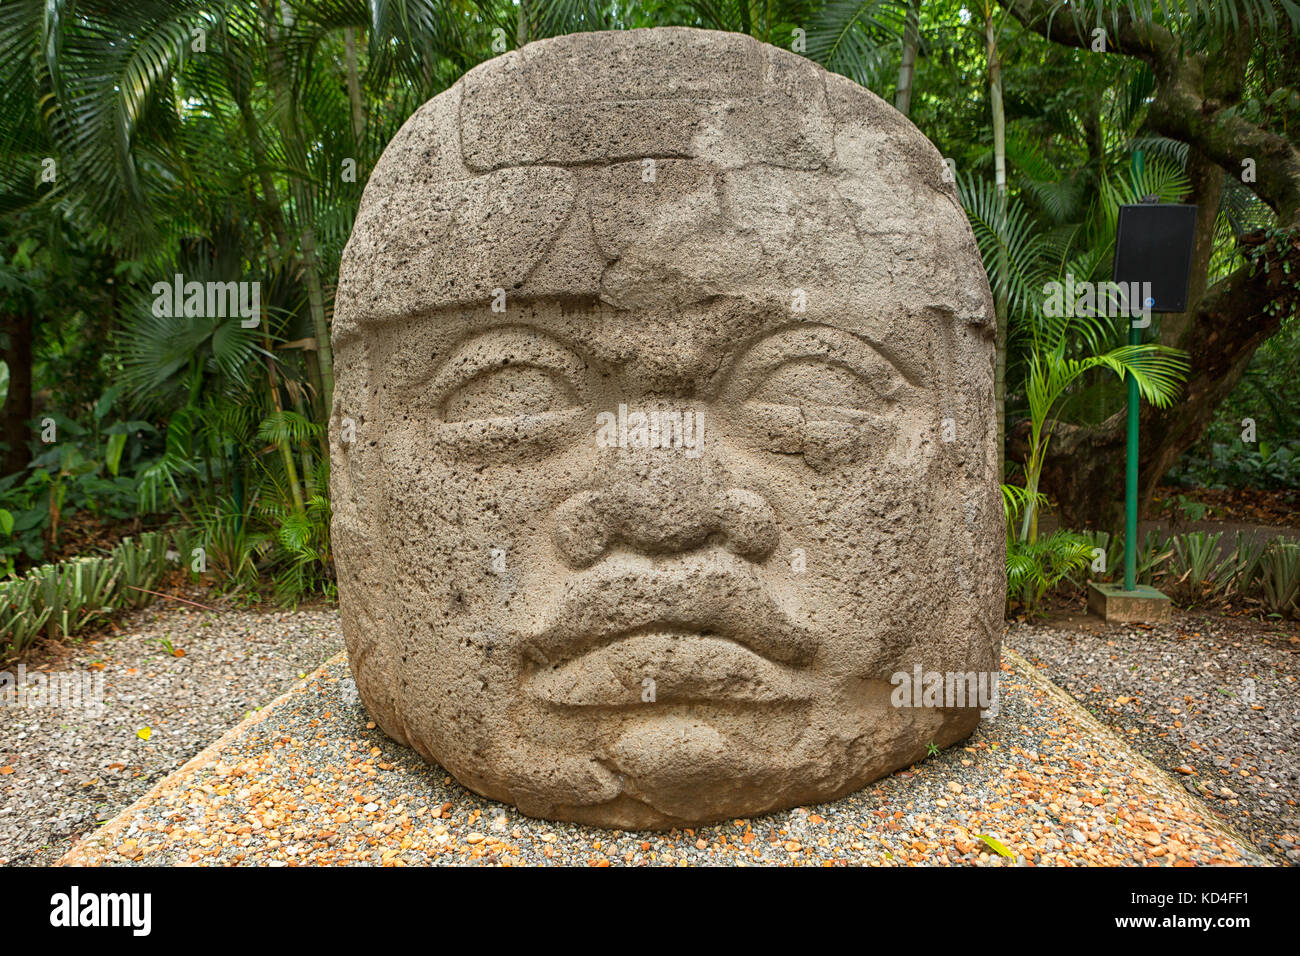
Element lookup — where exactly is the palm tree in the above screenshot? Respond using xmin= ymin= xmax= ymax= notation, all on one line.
xmin=894 ymin=0 xmax=921 ymax=114
xmin=804 ymin=0 xmax=909 ymax=88
xmin=959 ymin=160 xmax=1192 ymax=545
xmin=1 ymin=0 xmax=490 ymax=596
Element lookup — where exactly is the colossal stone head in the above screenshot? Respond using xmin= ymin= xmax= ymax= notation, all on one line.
xmin=331 ymin=27 xmax=1003 ymax=828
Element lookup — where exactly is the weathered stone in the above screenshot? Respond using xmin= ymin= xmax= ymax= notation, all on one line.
xmin=331 ymin=27 xmax=1003 ymax=829
xmin=1087 ymin=582 xmax=1172 ymax=624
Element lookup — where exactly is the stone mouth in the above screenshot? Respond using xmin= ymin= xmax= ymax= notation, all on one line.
xmin=524 ymin=629 xmax=814 ymax=707
xmin=520 ymin=558 xmax=819 ymax=669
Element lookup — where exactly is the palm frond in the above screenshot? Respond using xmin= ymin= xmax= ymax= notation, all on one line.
xmin=806 ymin=0 xmax=908 ymax=88
xmin=958 ymin=173 xmax=1054 ymax=324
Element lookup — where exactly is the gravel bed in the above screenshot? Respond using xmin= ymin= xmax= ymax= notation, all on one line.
xmin=1009 ymin=610 xmax=1299 ymax=865
xmin=0 ymin=603 xmax=342 ymax=866
xmin=61 ymin=647 xmax=1267 ymax=867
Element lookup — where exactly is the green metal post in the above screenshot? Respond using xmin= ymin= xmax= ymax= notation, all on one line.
xmin=1124 ymin=150 xmax=1145 ymax=592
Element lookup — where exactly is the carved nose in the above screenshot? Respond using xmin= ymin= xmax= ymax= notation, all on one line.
xmin=552 ymin=459 xmax=777 ymax=568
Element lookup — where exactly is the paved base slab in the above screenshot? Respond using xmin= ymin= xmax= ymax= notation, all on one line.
xmin=1089 ymin=582 xmax=1173 ymax=624
xmin=60 ymin=650 xmax=1266 ymax=867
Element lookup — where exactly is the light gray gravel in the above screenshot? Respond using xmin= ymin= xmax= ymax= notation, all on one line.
xmin=64 ymin=647 xmax=1268 ymax=867
xmin=0 ymin=602 xmax=342 ymax=865
xmin=1009 ymin=609 xmax=1300 ymax=865
xmin=8 ymin=602 xmax=1284 ymax=867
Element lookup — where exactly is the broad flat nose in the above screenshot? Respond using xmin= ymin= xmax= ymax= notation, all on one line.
xmin=551 ymin=453 xmax=778 ymax=568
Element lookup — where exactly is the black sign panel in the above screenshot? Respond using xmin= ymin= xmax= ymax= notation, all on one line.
xmin=1113 ymin=203 xmax=1198 ymax=314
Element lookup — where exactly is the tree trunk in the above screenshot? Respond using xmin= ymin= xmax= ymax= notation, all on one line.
xmin=895 ymin=0 xmax=921 ymax=116
xmin=344 ymin=27 xmax=364 ymax=142
xmin=1159 ymin=148 xmax=1222 ymax=348
xmin=265 ymin=1 xmax=336 ymax=412
xmin=999 ymin=0 xmax=1300 ymax=527
xmin=234 ymin=94 xmax=292 ymax=261
xmin=986 ymin=8 xmax=1009 ymax=478
xmin=294 ymin=214 xmax=335 ymax=411
xmin=516 ymin=0 xmax=530 ymax=48
xmin=264 ymin=326 xmax=305 ymax=516
xmin=0 ymin=310 xmax=33 ymax=476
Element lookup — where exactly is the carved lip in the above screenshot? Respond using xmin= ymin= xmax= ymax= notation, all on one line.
xmin=520 ymin=556 xmax=818 ymax=672
xmin=525 ymin=629 xmax=814 ymax=706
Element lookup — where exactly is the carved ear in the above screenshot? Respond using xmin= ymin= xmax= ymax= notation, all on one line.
xmin=333 ymin=520 xmax=407 ymax=747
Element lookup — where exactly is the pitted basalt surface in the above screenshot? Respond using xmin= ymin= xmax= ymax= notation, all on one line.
xmin=329 ymin=27 xmax=1002 ymax=828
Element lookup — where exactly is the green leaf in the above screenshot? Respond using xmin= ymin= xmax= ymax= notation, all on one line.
xmin=978 ymin=834 xmax=1015 ymax=859
xmin=106 ymin=432 xmax=128 ymax=477
xmin=94 ymin=384 xmax=123 ymax=422
xmin=0 ymin=508 xmax=13 ymax=536
xmin=13 ymin=507 xmax=45 ymax=532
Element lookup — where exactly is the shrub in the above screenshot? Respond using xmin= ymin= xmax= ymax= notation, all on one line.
xmin=1260 ymin=541 xmax=1300 ymax=618
xmin=1167 ymin=532 xmax=1234 ymax=605
xmin=0 ymin=577 xmax=52 ymax=661
xmin=33 ymin=555 xmax=120 ymax=640
xmin=114 ymin=532 xmax=170 ymax=608
xmin=1007 ymin=531 xmax=1095 ymax=616
xmin=0 ymin=530 xmax=175 ymax=662
xmin=1229 ymin=531 xmax=1270 ymax=596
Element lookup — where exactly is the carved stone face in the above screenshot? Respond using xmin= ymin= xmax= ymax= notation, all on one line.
xmin=331 ymin=28 xmax=1003 ymax=828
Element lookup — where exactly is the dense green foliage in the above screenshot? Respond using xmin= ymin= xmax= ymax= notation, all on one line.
xmin=0 ymin=0 xmax=1296 ymax=619
xmin=1170 ymin=317 xmax=1300 ymax=490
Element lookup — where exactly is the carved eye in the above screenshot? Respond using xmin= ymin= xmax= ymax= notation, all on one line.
xmin=440 ymin=363 xmax=579 ymax=423
xmin=748 ymin=358 xmax=880 ymax=420
xmin=727 ymin=332 xmax=903 ymax=467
